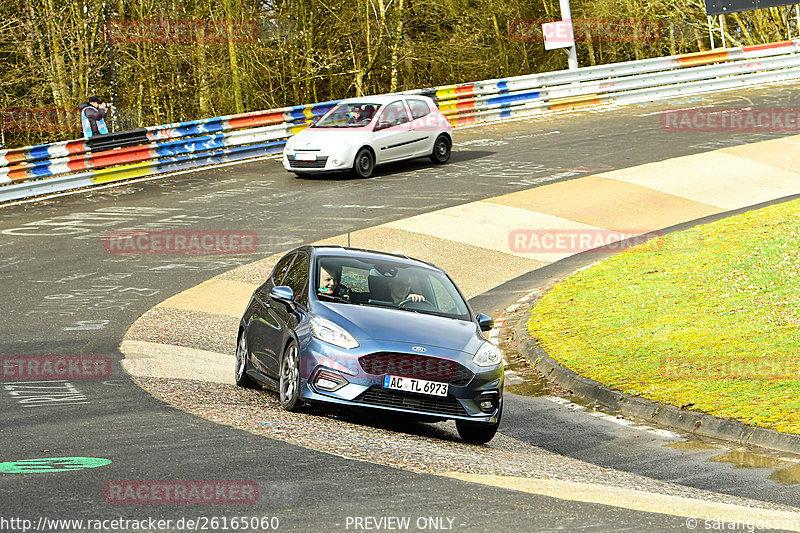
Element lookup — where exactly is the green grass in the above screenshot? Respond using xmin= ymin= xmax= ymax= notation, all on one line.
xmin=528 ymin=199 xmax=800 ymax=433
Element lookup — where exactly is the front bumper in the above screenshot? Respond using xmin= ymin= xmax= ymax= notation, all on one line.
xmin=294 ymin=336 xmax=503 ymax=424
xmin=282 ymin=149 xmax=355 ymax=173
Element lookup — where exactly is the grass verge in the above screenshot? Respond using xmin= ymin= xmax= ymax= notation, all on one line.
xmin=528 ymin=199 xmax=800 ymax=433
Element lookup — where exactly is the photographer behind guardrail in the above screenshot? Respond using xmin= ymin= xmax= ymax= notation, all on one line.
xmin=78 ymin=95 xmax=110 ymax=138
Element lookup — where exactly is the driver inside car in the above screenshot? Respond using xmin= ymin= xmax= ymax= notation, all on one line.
xmin=389 ymin=270 xmax=425 ymax=304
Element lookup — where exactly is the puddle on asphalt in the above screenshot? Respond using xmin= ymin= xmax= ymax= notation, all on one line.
xmin=708 ymin=450 xmax=800 ymax=484
xmin=665 ymin=439 xmax=720 ymax=452
xmin=499 ymin=298 xmax=800 ymax=485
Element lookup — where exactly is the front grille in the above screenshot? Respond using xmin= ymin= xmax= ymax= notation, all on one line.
xmin=353 ymin=387 xmax=467 ymax=417
xmin=288 ymin=155 xmax=328 ymax=169
xmin=359 ymin=353 xmax=473 ymax=386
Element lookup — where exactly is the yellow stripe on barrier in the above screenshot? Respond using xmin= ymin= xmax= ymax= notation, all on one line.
xmin=549 ymin=94 xmax=603 ymax=111
xmin=90 ymin=161 xmax=153 ymax=184
xmin=676 ymin=49 xmax=731 ymax=67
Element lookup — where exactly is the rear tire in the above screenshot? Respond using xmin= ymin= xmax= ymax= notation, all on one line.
xmin=234 ymin=331 xmax=258 ymax=389
xmin=352 ymin=148 xmax=374 ymax=178
xmin=430 ymin=134 xmax=451 ymax=164
xmin=279 ymin=340 xmax=302 ymax=411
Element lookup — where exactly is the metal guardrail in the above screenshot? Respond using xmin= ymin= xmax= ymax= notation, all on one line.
xmin=2 ymin=39 xmax=800 ymax=204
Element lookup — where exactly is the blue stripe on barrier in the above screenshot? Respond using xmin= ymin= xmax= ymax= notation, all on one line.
xmin=310 ymin=103 xmax=336 ymax=117
xmin=287 ymin=106 xmax=308 ymax=122
xmin=487 ymin=90 xmax=541 ymax=106
xmin=29 ymin=144 xmax=55 ymax=161
xmin=497 ymin=80 xmax=509 ymax=94
xmin=153 ymin=133 xmax=227 ymax=158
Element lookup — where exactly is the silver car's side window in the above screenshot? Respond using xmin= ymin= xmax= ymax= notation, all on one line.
xmin=407 ymin=99 xmax=431 ymax=120
xmin=378 ymin=101 xmax=410 ymax=127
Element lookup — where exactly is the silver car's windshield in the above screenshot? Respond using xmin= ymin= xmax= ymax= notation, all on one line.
xmin=313 ymin=103 xmax=381 ymax=128
xmin=315 ymin=256 xmax=471 ymax=320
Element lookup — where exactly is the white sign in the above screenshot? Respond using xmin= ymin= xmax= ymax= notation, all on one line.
xmin=543 ymin=20 xmax=574 ymax=50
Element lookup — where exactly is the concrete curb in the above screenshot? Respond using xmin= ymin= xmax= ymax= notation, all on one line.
xmin=517 ymin=309 xmax=800 ymax=455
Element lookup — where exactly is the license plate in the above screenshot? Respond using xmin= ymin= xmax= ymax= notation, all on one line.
xmin=294 ymin=152 xmax=316 ymax=161
xmin=383 ymin=375 xmax=448 ymax=397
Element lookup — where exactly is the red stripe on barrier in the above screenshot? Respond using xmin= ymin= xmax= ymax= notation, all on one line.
xmin=455 ymin=85 xmax=475 ymax=98
xmin=742 ymin=40 xmax=794 ymax=53
xmin=8 ymin=168 xmax=30 ymax=181
xmin=453 ymin=115 xmax=477 ymax=126
xmin=456 ymin=100 xmax=476 ymax=112
xmin=89 ymin=145 xmax=154 ymax=168
xmin=676 ymin=50 xmax=730 ymax=67
xmin=66 ymin=140 xmax=88 ymax=155
xmin=3 ymin=151 xmax=27 ymax=165
xmin=67 ymin=159 xmax=91 ymax=172
xmin=228 ymin=111 xmax=286 ymax=130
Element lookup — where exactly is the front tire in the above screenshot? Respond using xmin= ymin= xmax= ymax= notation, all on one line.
xmin=279 ymin=340 xmax=302 ymax=411
xmin=456 ymin=405 xmax=501 ymax=444
xmin=235 ymin=331 xmax=258 ymax=389
xmin=352 ymin=148 xmax=374 ymax=178
xmin=430 ymin=134 xmax=451 ymax=164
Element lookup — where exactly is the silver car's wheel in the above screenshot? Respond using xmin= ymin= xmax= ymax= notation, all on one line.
xmin=352 ymin=148 xmax=374 ymax=178
xmin=430 ymin=134 xmax=451 ymax=164
xmin=280 ymin=341 xmax=302 ymax=411
xmin=235 ymin=331 xmax=258 ymax=389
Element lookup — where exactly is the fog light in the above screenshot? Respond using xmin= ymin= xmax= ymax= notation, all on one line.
xmin=476 ymin=393 xmax=497 ymax=413
xmin=314 ymin=370 xmax=348 ymax=392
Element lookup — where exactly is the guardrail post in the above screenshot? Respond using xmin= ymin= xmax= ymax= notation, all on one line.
xmin=559 ymin=0 xmax=579 ymax=70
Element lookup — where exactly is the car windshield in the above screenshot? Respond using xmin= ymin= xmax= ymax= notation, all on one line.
xmin=313 ymin=102 xmax=381 ymax=128
xmin=315 ymin=256 xmax=471 ymax=320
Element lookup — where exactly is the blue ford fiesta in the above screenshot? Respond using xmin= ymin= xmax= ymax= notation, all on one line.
xmin=235 ymin=246 xmax=503 ymax=443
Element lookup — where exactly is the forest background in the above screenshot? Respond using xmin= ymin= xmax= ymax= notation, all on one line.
xmin=1 ymin=0 xmax=795 ymax=147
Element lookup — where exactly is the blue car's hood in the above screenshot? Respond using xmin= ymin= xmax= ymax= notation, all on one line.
xmin=319 ymin=302 xmax=483 ymax=354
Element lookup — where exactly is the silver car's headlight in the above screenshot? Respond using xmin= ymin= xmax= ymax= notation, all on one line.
xmin=311 ymin=316 xmax=359 ymax=349
xmin=473 ymin=341 xmax=502 ymax=367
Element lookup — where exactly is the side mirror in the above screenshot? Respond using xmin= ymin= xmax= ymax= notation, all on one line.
xmin=270 ymin=286 xmax=295 ymax=302
xmin=476 ymin=313 xmax=494 ymax=332
xmin=375 ymin=121 xmax=391 ymax=131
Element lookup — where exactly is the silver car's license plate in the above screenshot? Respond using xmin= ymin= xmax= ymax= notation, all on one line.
xmin=294 ymin=152 xmax=316 ymax=161
xmin=383 ymin=375 xmax=448 ymax=397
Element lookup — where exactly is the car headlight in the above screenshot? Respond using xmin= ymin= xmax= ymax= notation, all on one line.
xmin=311 ymin=316 xmax=359 ymax=349
xmin=473 ymin=341 xmax=502 ymax=367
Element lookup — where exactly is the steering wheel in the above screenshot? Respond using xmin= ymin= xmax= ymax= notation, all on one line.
xmin=398 ymin=298 xmax=436 ymax=310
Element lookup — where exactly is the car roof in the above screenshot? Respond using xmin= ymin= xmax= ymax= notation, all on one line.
xmin=309 ymin=245 xmax=440 ymax=271
xmin=337 ymin=94 xmax=432 ymax=106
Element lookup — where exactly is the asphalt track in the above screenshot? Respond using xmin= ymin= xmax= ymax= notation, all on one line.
xmin=2 ymin=83 xmax=800 ymax=532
